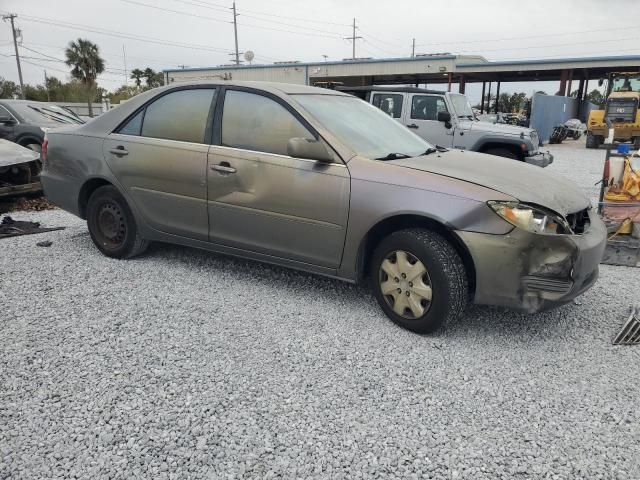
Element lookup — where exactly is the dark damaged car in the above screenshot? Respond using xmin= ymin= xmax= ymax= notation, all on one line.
xmin=0 ymin=99 xmax=84 ymax=196
xmin=41 ymin=81 xmax=607 ymax=333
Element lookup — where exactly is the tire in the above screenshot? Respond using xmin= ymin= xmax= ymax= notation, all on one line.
xmin=484 ymin=147 xmax=519 ymax=160
xmin=633 ymin=137 xmax=640 ymax=150
xmin=585 ymin=132 xmax=598 ymax=149
xmin=86 ymin=185 xmax=148 ymax=259
xmin=370 ymin=229 xmax=468 ymax=334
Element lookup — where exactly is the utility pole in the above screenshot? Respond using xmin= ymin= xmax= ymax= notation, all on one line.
xmin=232 ymin=1 xmax=240 ymax=65
xmin=411 ymin=38 xmax=415 ymax=58
xmin=344 ymin=18 xmax=362 ymax=60
xmin=3 ymin=14 xmax=25 ymax=99
xmin=122 ymin=44 xmax=128 ymax=85
xmin=44 ymin=70 xmax=50 ymax=101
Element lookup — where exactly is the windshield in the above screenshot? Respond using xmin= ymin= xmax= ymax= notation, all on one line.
xmin=9 ymin=103 xmax=85 ymax=125
xmin=294 ymin=94 xmax=432 ymax=159
xmin=611 ymin=75 xmax=640 ymax=93
xmin=449 ymin=94 xmax=474 ymax=119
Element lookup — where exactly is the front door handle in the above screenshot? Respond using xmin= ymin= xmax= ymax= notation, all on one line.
xmin=109 ymin=146 xmax=128 ymax=156
xmin=211 ymin=162 xmax=236 ymax=174
xmin=406 ymin=124 xmax=418 ymax=129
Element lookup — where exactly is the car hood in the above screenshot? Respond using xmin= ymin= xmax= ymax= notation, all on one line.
xmin=466 ymin=120 xmax=532 ymax=137
xmin=391 ymin=150 xmax=589 ymax=215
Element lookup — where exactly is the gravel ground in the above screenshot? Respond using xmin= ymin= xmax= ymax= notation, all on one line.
xmin=2 ymin=142 xmax=640 ymax=479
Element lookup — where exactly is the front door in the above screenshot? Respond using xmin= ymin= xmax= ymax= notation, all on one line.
xmin=207 ymin=89 xmax=350 ymax=269
xmin=103 ymin=87 xmax=217 ymax=241
xmin=404 ymin=93 xmax=454 ymax=147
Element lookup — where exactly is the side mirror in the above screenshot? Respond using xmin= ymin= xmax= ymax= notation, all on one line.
xmin=598 ymin=78 xmax=604 ymax=87
xmin=0 ymin=114 xmax=15 ymax=125
xmin=287 ymin=137 xmax=334 ymax=163
xmin=437 ymin=111 xmax=451 ymax=123
xmin=437 ymin=111 xmax=452 ymax=129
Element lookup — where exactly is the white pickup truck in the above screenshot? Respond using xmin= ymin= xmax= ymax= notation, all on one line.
xmin=338 ymin=86 xmax=552 ymax=167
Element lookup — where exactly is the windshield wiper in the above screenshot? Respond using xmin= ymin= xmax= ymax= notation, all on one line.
xmin=375 ymin=152 xmax=412 ymax=160
xmin=422 ymin=146 xmax=448 ymax=155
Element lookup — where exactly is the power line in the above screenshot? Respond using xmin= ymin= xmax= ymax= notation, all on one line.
xmin=415 ymin=24 xmax=640 ymax=48
xmin=344 ymin=18 xmax=362 ymax=59
xmin=170 ymin=0 xmax=350 ymax=27
xmin=10 ymin=13 xmax=234 ymax=56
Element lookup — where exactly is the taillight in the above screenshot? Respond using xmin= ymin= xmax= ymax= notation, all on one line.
xmin=41 ymin=137 xmax=48 ymax=163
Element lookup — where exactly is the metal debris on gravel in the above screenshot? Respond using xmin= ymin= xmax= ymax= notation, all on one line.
xmin=1 ymin=141 xmax=640 ymax=479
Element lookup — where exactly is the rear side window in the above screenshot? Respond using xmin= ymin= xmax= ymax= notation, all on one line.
xmin=221 ymin=90 xmax=313 ymax=156
xmin=119 ymin=110 xmax=143 ymax=136
xmin=411 ymin=95 xmax=448 ymax=121
xmin=118 ymin=88 xmax=216 ymax=144
xmin=372 ymin=93 xmax=403 ymax=118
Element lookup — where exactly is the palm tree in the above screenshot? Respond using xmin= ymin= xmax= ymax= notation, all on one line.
xmin=65 ymin=38 xmax=105 ymax=117
xmin=143 ymin=68 xmax=155 ymax=87
xmin=130 ymin=68 xmax=144 ymax=88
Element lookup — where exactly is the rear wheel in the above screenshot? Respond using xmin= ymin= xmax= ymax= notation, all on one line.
xmin=86 ymin=185 xmax=148 ymax=259
xmin=633 ymin=137 xmax=640 ymax=150
xmin=370 ymin=229 xmax=468 ymax=333
xmin=484 ymin=147 xmax=520 ymax=160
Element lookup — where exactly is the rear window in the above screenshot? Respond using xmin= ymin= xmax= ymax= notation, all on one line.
xmin=8 ymin=103 xmax=84 ymax=125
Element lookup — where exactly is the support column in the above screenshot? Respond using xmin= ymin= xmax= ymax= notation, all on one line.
xmin=480 ymin=81 xmax=486 ymax=114
xmin=577 ymin=78 xmax=586 ymax=100
xmin=447 ymin=72 xmax=452 ymax=92
xmin=558 ymin=69 xmax=568 ymax=96
xmin=494 ymin=81 xmax=501 ymax=113
xmin=487 ymin=82 xmax=492 ymax=113
xmin=566 ymin=69 xmax=574 ymax=97
xmin=458 ymin=74 xmax=466 ymax=94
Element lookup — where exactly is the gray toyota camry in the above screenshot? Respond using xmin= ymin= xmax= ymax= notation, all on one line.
xmin=41 ymin=81 xmax=606 ymax=333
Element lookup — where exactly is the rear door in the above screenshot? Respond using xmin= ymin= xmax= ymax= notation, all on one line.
xmin=0 ymin=105 xmax=17 ymax=142
xmin=103 ymin=87 xmax=217 ymax=241
xmin=405 ymin=93 xmax=453 ymax=147
xmin=206 ymin=88 xmax=350 ymax=268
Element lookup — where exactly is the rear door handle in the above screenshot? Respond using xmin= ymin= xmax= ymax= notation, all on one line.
xmin=406 ymin=124 xmax=418 ymax=129
xmin=109 ymin=146 xmax=128 ymax=156
xmin=211 ymin=162 xmax=236 ymax=174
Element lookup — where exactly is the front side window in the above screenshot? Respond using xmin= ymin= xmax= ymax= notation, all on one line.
xmin=411 ymin=95 xmax=448 ymax=121
xmin=221 ymin=90 xmax=313 ymax=156
xmin=118 ymin=88 xmax=216 ymax=143
xmin=372 ymin=93 xmax=403 ymax=118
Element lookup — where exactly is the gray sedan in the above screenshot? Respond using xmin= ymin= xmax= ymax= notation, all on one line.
xmin=41 ymin=81 xmax=606 ymax=333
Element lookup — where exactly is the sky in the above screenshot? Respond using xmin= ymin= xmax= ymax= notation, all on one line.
xmin=1 ymin=0 xmax=637 ymax=103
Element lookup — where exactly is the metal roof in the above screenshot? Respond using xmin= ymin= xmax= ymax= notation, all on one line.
xmin=336 ymin=86 xmax=447 ymax=95
xmin=457 ymin=54 xmax=640 ymax=68
xmin=164 ymin=54 xmax=462 ymax=73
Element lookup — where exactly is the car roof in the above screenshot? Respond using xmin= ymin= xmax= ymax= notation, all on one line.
xmin=159 ymin=80 xmax=352 ymax=96
xmin=336 ymin=86 xmax=447 ymax=95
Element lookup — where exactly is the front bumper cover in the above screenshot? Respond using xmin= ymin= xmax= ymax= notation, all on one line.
xmin=525 ymin=150 xmax=554 ymax=168
xmin=456 ymin=208 xmax=606 ymax=313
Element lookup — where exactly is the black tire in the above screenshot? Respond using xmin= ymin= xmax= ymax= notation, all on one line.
xmin=86 ymin=185 xmax=148 ymax=259
xmin=484 ymin=147 xmax=520 ymax=160
xmin=370 ymin=229 xmax=468 ymax=334
xmin=585 ymin=132 xmax=598 ymax=149
xmin=633 ymin=137 xmax=640 ymax=149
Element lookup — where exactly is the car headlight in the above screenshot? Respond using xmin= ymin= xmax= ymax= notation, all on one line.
xmin=488 ymin=201 xmax=573 ymax=234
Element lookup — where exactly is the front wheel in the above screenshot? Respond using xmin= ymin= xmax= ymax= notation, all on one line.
xmin=370 ymin=229 xmax=468 ymax=333
xmin=86 ymin=185 xmax=148 ymax=259
xmin=585 ymin=132 xmax=599 ymax=149
xmin=484 ymin=147 xmax=520 ymax=160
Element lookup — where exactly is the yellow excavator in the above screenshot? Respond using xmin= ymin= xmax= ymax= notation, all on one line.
xmin=586 ymin=72 xmax=640 ymax=149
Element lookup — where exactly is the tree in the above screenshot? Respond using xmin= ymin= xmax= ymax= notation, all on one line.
xmin=142 ymin=67 xmax=164 ymax=88
xmin=130 ymin=68 xmax=144 ymax=87
xmin=0 ymin=77 xmax=20 ymax=99
xmin=586 ymin=89 xmax=605 ymax=107
xmin=65 ymin=38 xmax=105 ymax=117
xmin=109 ymin=84 xmax=140 ymax=104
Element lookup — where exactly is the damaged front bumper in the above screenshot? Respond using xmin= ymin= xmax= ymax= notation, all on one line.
xmin=525 ymin=150 xmax=554 ymax=168
xmin=0 ymin=140 xmax=42 ymax=198
xmin=456 ymin=208 xmax=607 ymax=313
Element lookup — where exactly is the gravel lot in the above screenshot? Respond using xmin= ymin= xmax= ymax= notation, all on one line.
xmin=2 ymin=142 xmax=640 ymax=479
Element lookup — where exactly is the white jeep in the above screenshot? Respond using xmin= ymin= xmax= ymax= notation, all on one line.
xmin=339 ymin=86 xmax=553 ymax=167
